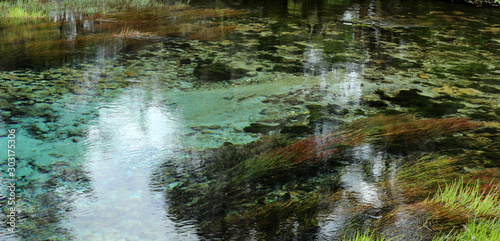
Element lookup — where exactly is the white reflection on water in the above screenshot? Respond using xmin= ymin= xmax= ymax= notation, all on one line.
xmin=64 ymin=89 xmax=199 ymax=240
xmin=341 ymin=144 xmax=385 ymax=206
xmin=318 ymin=144 xmax=386 ymax=239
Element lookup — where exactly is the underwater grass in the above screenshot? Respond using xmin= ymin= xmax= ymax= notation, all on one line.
xmin=164 ymin=115 xmax=484 ymax=239
xmin=395 ymin=155 xmax=466 ymax=199
xmin=346 ymin=115 xmax=482 ymax=146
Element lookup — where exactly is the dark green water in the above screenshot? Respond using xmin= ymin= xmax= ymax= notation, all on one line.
xmin=0 ymin=0 xmax=499 ymax=240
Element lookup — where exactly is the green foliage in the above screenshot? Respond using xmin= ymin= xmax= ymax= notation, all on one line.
xmin=431 ymin=179 xmax=500 ymax=217
xmin=344 ymin=230 xmax=387 ymax=241
xmin=0 ymin=0 xmax=181 ymax=20
xmin=433 ymin=219 xmax=500 ymax=241
xmin=456 ymin=218 xmax=500 ymax=240
xmin=0 ymin=0 xmax=48 ymax=19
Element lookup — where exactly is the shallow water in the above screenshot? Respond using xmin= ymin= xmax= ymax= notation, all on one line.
xmin=1 ymin=0 xmax=499 ymax=240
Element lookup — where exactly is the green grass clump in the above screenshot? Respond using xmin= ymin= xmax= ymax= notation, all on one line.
xmin=431 ymin=179 xmax=500 ymax=217
xmin=0 ymin=0 xmax=49 ymax=19
xmin=433 ymin=218 xmax=500 ymax=241
xmin=344 ymin=230 xmax=387 ymax=241
xmin=456 ymin=218 xmax=500 ymax=240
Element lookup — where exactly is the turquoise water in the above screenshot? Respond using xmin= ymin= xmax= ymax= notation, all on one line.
xmin=1 ymin=0 xmax=499 ymax=239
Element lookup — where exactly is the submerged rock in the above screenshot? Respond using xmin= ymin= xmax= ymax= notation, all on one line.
xmin=377 ymin=89 xmax=465 ymax=117
xmin=193 ymin=62 xmax=248 ymax=82
xmin=243 ymin=123 xmax=278 ymax=133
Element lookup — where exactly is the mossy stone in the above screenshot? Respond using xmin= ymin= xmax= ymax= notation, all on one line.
xmin=364 ymin=100 xmax=388 ymax=108
xmin=379 ymin=109 xmax=405 ymax=115
xmin=379 ymin=89 xmax=464 ymax=117
xmin=420 ymin=101 xmax=465 ymax=118
xmin=306 ymin=104 xmax=347 ymax=122
xmin=243 ymin=123 xmax=277 ymax=133
xmin=280 ymin=125 xmax=313 ymax=136
xmin=194 ymin=62 xmax=248 ymax=82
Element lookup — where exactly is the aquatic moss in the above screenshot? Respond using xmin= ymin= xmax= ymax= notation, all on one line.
xmin=306 ymin=104 xmax=348 ymax=123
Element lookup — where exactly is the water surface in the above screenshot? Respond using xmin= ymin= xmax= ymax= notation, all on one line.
xmin=1 ymin=0 xmax=499 ymax=240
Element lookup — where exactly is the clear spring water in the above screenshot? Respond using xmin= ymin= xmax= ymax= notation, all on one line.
xmin=1 ymin=0 xmax=499 ymax=239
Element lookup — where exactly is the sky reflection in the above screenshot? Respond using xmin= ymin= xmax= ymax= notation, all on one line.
xmin=64 ymin=88 xmax=199 ymax=240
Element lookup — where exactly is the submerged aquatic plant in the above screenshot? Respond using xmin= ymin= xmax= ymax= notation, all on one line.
xmin=396 ymin=155 xmax=465 ymax=199
xmin=164 ymin=133 xmax=349 ymax=239
xmin=347 ymin=114 xmax=482 ymax=147
xmin=381 ymin=117 xmax=482 ymax=144
xmin=163 ymin=114 xmax=484 ymax=239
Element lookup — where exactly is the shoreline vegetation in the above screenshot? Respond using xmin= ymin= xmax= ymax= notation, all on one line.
xmin=0 ymin=0 xmax=190 ymax=21
xmin=0 ymin=0 xmax=499 ymax=22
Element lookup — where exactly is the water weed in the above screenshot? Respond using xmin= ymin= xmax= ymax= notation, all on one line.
xmin=396 ymin=155 xmax=465 ymax=199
